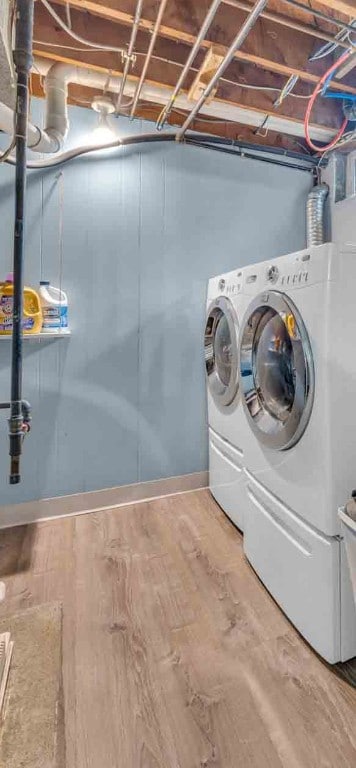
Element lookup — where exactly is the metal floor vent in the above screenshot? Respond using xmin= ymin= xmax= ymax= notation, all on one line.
xmin=0 ymin=633 xmax=13 ymax=719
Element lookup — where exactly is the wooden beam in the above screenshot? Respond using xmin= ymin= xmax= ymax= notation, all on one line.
xmin=311 ymin=0 xmax=356 ymax=17
xmin=188 ymin=47 xmax=225 ymax=103
xmin=30 ymin=71 xmax=313 ymax=154
xmin=32 ymin=49 xmax=337 ymax=142
xmin=34 ymin=4 xmax=344 ymax=127
xmin=223 ymin=0 xmax=350 ymax=47
xmin=42 ymin=1 xmax=356 ymax=96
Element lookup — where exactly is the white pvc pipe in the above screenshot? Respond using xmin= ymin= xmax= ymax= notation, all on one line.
xmin=44 ymin=62 xmax=73 ymax=146
xmin=0 ymin=55 xmax=335 ymax=157
xmin=0 ymin=101 xmax=58 ymax=153
xmin=33 ymin=57 xmax=335 ymax=143
xmin=0 ymin=62 xmax=75 ymax=153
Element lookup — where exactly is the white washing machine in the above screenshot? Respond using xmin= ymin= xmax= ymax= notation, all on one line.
xmin=238 ymin=243 xmax=356 ymax=663
xmin=205 ymin=268 xmax=249 ymax=531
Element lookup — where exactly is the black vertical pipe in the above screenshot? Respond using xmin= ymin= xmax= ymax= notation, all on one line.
xmin=9 ymin=0 xmax=34 ymax=485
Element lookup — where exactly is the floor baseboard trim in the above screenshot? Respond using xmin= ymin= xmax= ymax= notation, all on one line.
xmin=0 ymin=471 xmax=209 ymax=529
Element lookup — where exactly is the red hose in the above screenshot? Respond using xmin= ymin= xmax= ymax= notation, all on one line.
xmin=304 ymin=49 xmax=351 ymax=153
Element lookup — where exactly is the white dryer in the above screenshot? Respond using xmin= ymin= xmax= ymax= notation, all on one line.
xmin=205 ymin=268 xmax=249 ymax=531
xmin=238 ymin=243 xmax=356 ymax=663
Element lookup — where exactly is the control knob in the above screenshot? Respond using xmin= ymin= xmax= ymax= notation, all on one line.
xmin=266 ymin=265 xmax=279 ymax=284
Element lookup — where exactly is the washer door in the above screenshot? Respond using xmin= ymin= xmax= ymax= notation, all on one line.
xmin=205 ymin=296 xmax=239 ymax=409
xmin=239 ymin=291 xmax=314 ymax=451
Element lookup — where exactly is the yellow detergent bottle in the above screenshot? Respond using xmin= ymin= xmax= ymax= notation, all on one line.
xmin=0 ymin=274 xmax=43 ymax=335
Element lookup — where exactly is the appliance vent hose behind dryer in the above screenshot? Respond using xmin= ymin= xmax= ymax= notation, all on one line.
xmin=306 ymin=183 xmax=329 ymax=247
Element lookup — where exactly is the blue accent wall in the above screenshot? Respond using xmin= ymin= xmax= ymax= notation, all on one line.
xmin=0 ymin=102 xmax=311 ymax=505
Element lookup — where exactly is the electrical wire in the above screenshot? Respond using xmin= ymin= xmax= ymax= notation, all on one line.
xmin=274 ymin=75 xmax=299 ymax=107
xmin=280 ymin=0 xmax=356 ymax=34
xmin=3 ymin=131 xmax=321 ymax=171
xmin=0 ymin=134 xmax=16 ymax=164
xmin=309 ymin=19 xmax=356 ymax=62
xmin=40 ymin=0 xmax=125 ymax=55
xmin=304 ymin=49 xmax=352 ymax=153
xmin=33 ymin=43 xmax=317 ymax=105
xmin=65 ymin=2 xmax=72 ymax=29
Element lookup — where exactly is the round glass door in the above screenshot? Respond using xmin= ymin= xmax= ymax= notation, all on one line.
xmin=205 ymin=297 xmax=239 ymax=409
xmin=239 ymin=291 xmax=314 ymax=450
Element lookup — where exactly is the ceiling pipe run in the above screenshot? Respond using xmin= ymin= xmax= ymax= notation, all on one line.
xmin=116 ymin=0 xmax=144 ymax=112
xmin=156 ymin=0 xmax=223 ymax=130
xmin=31 ymin=57 xmax=336 ymax=144
xmin=130 ymin=0 xmax=169 ymax=119
xmin=176 ymin=0 xmax=268 ymax=141
xmin=0 ymin=61 xmax=73 ymax=153
xmin=43 ymin=62 xmax=73 ymax=148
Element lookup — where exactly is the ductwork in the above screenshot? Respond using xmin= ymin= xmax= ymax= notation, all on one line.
xmin=306 ymin=183 xmax=329 ymax=247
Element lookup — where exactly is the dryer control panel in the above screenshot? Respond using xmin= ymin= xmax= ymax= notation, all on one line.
xmin=243 ymin=244 xmax=337 ymax=295
xmin=208 ymin=269 xmax=243 ymax=301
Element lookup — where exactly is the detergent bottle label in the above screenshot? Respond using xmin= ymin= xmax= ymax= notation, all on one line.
xmin=0 ymin=294 xmax=14 ymax=331
xmin=23 ymin=317 xmax=35 ymax=331
xmin=0 ymin=294 xmax=37 ymax=332
xmin=42 ymin=305 xmax=68 ymax=329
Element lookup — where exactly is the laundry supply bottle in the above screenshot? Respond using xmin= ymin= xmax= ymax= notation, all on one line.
xmin=39 ymin=281 xmax=69 ymax=333
xmin=0 ymin=274 xmax=43 ymax=335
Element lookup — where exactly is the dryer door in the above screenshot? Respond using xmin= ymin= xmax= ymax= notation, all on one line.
xmin=205 ymin=296 xmax=239 ymax=409
xmin=239 ymin=290 xmax=314 ymax=451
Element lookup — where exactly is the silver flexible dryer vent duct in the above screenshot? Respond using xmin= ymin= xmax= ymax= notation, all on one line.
xmin=306 ymin=183 xmax=329 ymax=247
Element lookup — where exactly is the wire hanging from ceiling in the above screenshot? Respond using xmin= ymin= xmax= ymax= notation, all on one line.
xmin=40 ymin=0 xmax=126 ymax=55
xmin=280 ymin=0 xmax=356 ymax=34
xmin=304 ymin=49 xmax=352 ymax=153
xmin=309 ymin=19 xmax=356 ymax=61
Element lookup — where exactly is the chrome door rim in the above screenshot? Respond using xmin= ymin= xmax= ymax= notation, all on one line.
xmin=239 ymin=290 xmax=314 ymax=451
xmin=205 ymin=296 xmax=239 ymax=409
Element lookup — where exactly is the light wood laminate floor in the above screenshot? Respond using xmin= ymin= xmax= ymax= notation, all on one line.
xmin=0 ymin=489 xmax=355 ymax=768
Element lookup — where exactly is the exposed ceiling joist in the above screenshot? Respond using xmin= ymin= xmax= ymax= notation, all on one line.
xmin=30 ymin=70 xmax=309 ymax=153
xmin=32 ymin=2 xmax=346 ymax=129
xmin=37 ymin=2 xmax=356 ymax=97
xmin=224 ymin=0 xmax=350 ymax=47
xmin=33 ymin=51 xmax=335 ymax=143
xmin=33 ymin=0 xmax=355 ymax=151
xmin=310 ymin=0 xmax=356 ymax=16
xmin=32 ymin=38 xmax=339 ymax=133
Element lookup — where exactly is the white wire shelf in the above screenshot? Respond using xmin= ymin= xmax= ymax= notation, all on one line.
xmin=0 ymin=331 xmax=71 ymax=341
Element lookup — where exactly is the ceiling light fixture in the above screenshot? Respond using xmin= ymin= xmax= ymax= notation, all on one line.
xmin=90 ymin=95 xmax=117 ymax=144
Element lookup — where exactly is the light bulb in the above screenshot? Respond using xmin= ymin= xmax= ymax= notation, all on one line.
xmin=87 ymin=96 xmax=120 ymax=152
xmin=90 ymin=113 xmax=116 ymax=145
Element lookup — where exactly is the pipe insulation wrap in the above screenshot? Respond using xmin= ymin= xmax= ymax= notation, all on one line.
xmin=306 ymin=183 xmax=329 ymax=247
